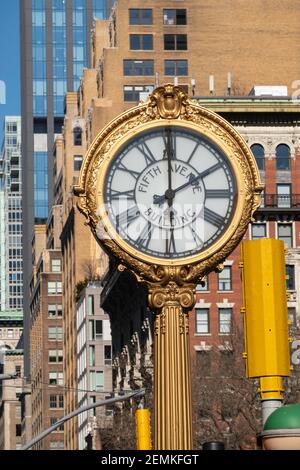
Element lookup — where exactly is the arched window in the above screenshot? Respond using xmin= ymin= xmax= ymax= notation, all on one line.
xmin=276 ymin=144 xmax=290 ymax=171
xmin=251 ymin=144 xmax=265 ymax=171
xmin=73 ymin=127 xmax=82 ymax=146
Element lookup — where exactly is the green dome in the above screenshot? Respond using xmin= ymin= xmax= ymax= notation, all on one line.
xmin=264 ymin=405 xmax=300 ymax=431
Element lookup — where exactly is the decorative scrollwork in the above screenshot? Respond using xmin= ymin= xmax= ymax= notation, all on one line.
xmin=148 ymin=281 xmax=195 ymax=312
xmin=147 ymin=84 xmax=189 ymax=119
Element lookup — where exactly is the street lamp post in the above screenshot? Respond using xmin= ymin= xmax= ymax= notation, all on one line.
xmin=21 ymin=389 xmax=145 ymax=450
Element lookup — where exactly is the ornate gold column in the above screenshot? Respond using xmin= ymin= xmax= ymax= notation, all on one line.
xmin=149 ymin=281 xmax=195 ymax=450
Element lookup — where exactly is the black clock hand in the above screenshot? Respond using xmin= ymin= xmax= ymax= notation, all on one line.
xmin=166 ymin=128 xmax=174 ymax=207
xmin=153 ymin=162 xmax=221 ymax=205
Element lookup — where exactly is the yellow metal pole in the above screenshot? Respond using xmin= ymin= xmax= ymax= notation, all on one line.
xmin=240 ymin=239 xmax=291 ymax=424
xmin=240 ymin=239 xmax=290 ymax=379
xmin=136 ymin=408 xmax=152 ymax=450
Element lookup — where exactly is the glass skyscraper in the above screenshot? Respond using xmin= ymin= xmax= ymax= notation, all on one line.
xmin=27 ymin=0 xmax=114 ymax=221
xmin=20 ymin=0 xmax=114 ymax=375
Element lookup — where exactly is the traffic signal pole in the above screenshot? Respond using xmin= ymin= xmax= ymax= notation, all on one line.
xmin=240 ymin=239 xmax=291 ymax=424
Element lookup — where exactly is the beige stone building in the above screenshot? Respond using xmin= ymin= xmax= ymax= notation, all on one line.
xmin=57 ymin=94 xmax=107 ymax=450
xmin=76 ymin=283 xmax=112 ymax=450
xmin=0 ymin=311 xmax=23 ymax=450
xmin=50 ymin=0 xmax=300 ymax=449
xmin=0 ymin=351 xmax=23 ymax=450
xmin=29 ymin=208 xmax=64 ymax=450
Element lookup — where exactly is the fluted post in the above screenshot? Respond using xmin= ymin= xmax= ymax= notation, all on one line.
xmin=149 ymin=281 xmax=195 ymax=450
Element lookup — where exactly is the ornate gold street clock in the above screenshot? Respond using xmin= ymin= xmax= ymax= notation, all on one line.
xmin=74 ymin=85 xmax=262 ymax=450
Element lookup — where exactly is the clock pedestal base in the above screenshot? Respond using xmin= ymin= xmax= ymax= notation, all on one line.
xmin=149 ymin=282 xmax=195 ymax=450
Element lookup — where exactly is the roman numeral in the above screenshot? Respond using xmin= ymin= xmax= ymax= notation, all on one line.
xmin=206 ymin=189 xmax=230 ymax=198
xmin=187 ymin=142 xmax=200 ymax=163
xmin=163 ymin=128 xmax=176 ymax=159
xmin=190 ymin=226 xmax=203 ymax=247
xmin=110 ymin=189 xmax=135 ymax=200
xmin=199 ymin=162 xmax=222 ymax=179
xmin=137 ymin=141 xmax=157 ymax=165
xmin=118 ymin=162 xmax=139 ymax=180
xmin=166 ymin=229 xmax=176 ymax=254
xmin=116 ymin=205 xmax=140 ymax=228
xmin=136 ymin=222 xmax=153 ymax=249
xmin=204 ymin=207 xmax=225 ymax=228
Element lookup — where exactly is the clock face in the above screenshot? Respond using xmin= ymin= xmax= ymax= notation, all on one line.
xmin=104 ymin=126 xmax=237 ymax=260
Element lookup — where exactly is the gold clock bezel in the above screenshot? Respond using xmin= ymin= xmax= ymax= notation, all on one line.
xmin=96 ymin=119 xmax=242 ymax=266
xmin=75 ymin=85 xmax=262 ymax=283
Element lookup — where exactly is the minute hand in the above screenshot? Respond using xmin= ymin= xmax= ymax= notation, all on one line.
xmin=175 ymin=162 xmax=222 ymax=193
xmin=153 ymin=162 xmax=221 ymax=205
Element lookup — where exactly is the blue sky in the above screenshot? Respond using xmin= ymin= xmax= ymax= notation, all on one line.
xmin=0 ymin=0 xmax=20 ymax=143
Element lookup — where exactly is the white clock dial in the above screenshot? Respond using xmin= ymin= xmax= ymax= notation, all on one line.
xmin=104 ymin=126 xmax=236 ymax=259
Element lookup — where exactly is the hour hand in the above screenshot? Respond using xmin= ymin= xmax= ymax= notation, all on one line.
xmin=153 ymin=189 xmax=175 ymax=206
xmin=153 ymin=193 xmax=165 ymax=205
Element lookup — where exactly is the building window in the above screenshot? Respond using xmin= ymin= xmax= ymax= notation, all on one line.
xmin=164 ymin=34 xmax=187 ymax=50
xmin=57 ymin=304 xmax=62 ymax=317
xmin=195 ymin=308 xmax=210 ymax=334
xmin=48 ymin=281 xmax=62 ymax=295
xmin=74 ymin=155 xmax=83 ymax=171
xmin=89 ymin=396 xmax=96 ymax=417
xmin=277 ymin=184 xmax=291 ymax=208
xmin=33 ymin=151 xmax=48 ymax=220
xmin=278 ymin=223 xmax=293 ymax=248
xmin=16 ymin=424 xmax=22 ymax=437
xmin=286 ymin=265 xmax=295 ymax=290
xmin=58 ymin=394 xmax=64 ymax=408
xmin=50 ymin=418 xmax=64 ymax=431
xmin=104 ymin=345 xmax=112 ymax=365
xmin=219 ymin=308 xmax=232 ymax=334
xmin=49 ymin=372 xmax=64 ymax=386
xmin=89 ymin=320 xmax=103 ymax=340
xmin=73 ymin=127 xmax=82 ymax=146
xmin=49 ymin=441 xmax=64 ymax=449
xmin=164 ymin=59 xmax=188 ymax=76
xmin=51 ymin=259 xmax=61 ymax=272
xmin=49 ymin=395 xmax=59 ymax=408
xmin=87 ymin=295 xmax=94 ymax=315
xmin=123 ymin=59 xmax=154 ymax=76
xmin=219 ymin=351 xmax=234 ymax=376
xmin=276 ymin=144 xmax=290 ymax=171
xmin=48 ymin=304 xmax=62 ymax=318
xmin=105 ymin=394 xmax=114 ymax=416
xmin=196 ymin=276 xmax=209 ymax=291
xmin=48 ymin=326 xmax=63 ymax=341
xmin=15 ymin=365 xmax=21 ymax=376
xmin=251 ymin=144 xmax=265 ymax=171
xmin=123 ymin=85 xmax=154 ymax=102
xmin=16 ymin=405 xmax=21 ymax=418
xmin=218 ymin=266 xmax=232 ymax=291
xmin=196 ymin=351 xmax=211 ymax=376
xmin=129 ymin=34 xmax=153 ymax=50
xmin=49 ymin=349 xmax=63 ymax=363
xmin=163 ymin=9 xmax=187 ymax=25
xmin=251 ymin=223 xmax=266 ymax=240
xmin=89 ymin=345 xmax=95 ymax=367
xmin=129 ymin=9 xmax=152 ymax=25
xmin=89 ymin=371 xmax=104 ymax=391
xmin=288 ymin=307 xmax=296 ymax=327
